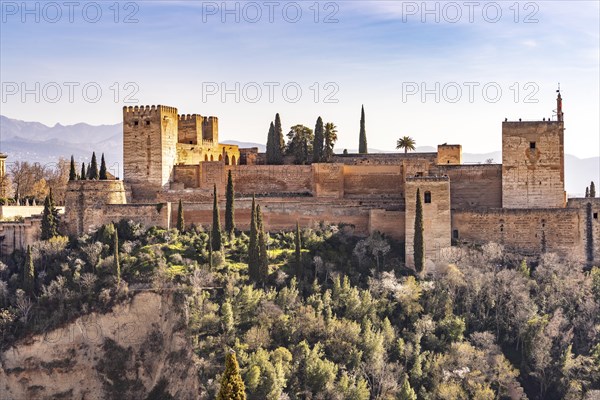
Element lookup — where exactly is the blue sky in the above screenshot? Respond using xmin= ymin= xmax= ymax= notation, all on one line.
xmin=1 ymin=1 xmax=599 ymax=157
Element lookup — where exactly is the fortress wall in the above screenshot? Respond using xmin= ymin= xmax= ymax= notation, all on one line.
xmin=172 ymin=198 xmax=371 ymax=234
xmin=313 ymin=163 xmax=344 ymax=198
xmin=369 ymin=210 xmax=405 ymax=240
xmin=174 ymin=165 xmax=200 ymax=189
xmin=452 ymin=208 xmax=582 ymax=259
xmin=0 ymin=217 xmax=41 ymax=258
xmin=437 ymin=165 xmax=502 ymax=208
xmin=103 ymin=203 xmax=171 ymax=231
xmin=342 ymin=165 xmax=404 ymax=197
xmin=225 ymin=165 xmax=314 ymax=195
xmin=567 ymin=198 xmax=600 ymax=264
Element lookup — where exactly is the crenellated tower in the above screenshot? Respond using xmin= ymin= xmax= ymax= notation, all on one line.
xmin=123 ymin=105 xmax=179 ymax=198
xmin=501 ymin=91 xmax=566 ymax=208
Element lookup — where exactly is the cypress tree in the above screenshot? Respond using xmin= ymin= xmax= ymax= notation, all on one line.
xmin=99 ymin=153 xmax=108 ymax=180
xmin=208 ymin=227 xmax=214 ymax=271
xmin=23 ymin=245 xmax=35 ymax=295
xmin=69 ymin=155 xmax=77 ymax=181
xmin=177 ymin=199 xmax=185 ymax=232
xmin=212 ymin=184 xmax=222 ymax=251
xmin=86 ymin=163 xmax=91 ymax=180
xmin=586 ymin=187 xmax=590 ymax=198
xmin=41 ymin=191 xmax=58 ymax=240
xmin=225 ymin=170 xmax=235 ymax=239
xmin=294 ymin=221 xmax=302 ymax=279
xmin=216 ymin=351 xmax=246 ymax=400
xmin=359 ymin=105 xmax=368 ymax=154
xmin=313 ymin=116 xmax=324 ymax=162
xmin=274 ymin=113 xmax=285 ymax=164
xmin=248 ymin=196 xmax=259 ymax=281
xmin=591 ymin=181 xmax=596 ymax=198
xmin=113 ymin=230 xmax=121 ymax=285
xmin=89 ymin=152 xmax=99 ymax=180
xmin=266 ymin=121 xmax=275 ymax=164
xmin=257 ymin=205 xmax=269 ymax=283
xmin=414 ymin=188 xmax=425 ymax=274
xmin=80 ymin=162 xmax=86 ymax=180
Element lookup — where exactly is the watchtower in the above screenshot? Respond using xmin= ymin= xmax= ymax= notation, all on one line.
xmin=123 ymin=105 xmax=179 ymax=198
xmin=501 ymin=92 xmax=566 ymax=208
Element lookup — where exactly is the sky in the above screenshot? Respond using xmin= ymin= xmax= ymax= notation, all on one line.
xmin=1 ymin=0 xmax=599 ymax=157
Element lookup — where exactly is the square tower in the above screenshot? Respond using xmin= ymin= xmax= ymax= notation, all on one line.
xmin=502 ymin=122 xmax=565 ymax=209
xmin=202 ymin=116 xmax=218 ymax=144
xmin=405 ymin=176 xmax=451 ymax=270
xmin=178 ymin=114 xmax=204 ymax=145
xmin=123 ymin=105 xmax=179 ymax=197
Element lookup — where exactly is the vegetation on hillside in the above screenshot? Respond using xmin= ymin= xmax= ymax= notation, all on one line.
xmin=0 ymin=218 xmax=598 ymax=399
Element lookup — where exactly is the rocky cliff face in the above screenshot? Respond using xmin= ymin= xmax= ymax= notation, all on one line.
xmin=0 ymin=292 xmax=200 ymax=400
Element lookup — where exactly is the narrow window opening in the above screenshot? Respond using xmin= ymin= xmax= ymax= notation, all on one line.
xmin=134 ymin=120 xmax=139 ymax=126
xmin=146 ymin=120 xmax=150 ymax=126
xmin=189 ymin=141 xmax=193 ymax=144
xmin=594 ymin=212 xmax=598 ymax=220
xmin=530 ymin=141 xmax=536 ymax=150
xmin=424 ymin=191 xmax=431 ymax=203
xmin=453 ymin=230 xmax=459 ymax=239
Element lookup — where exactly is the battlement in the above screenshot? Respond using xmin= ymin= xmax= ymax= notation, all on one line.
xmin=502 ymin=120 xmax=563 ymax=126
xmin=178 ymin=113 xmax=203 ymax=121
xmin=123 ymin=105 xmax=178 ymax=115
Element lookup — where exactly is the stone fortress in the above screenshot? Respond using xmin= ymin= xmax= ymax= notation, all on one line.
xmin=5 ymin=92 xmax=600 ymax=267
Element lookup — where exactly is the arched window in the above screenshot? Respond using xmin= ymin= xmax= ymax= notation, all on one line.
xmin=424 ymin=191 xmax=431 ymax=203
xmin=219 ymin=154 xmax=223 ymax=162
xmin=210 ymin=155 xmax=214 ymax=161
xmin=205 ymin=154 xmax=208 ymax=161
xmin=225 ymin=154 xmax=230 ymax=165
xmin=232 ymin=155 xmax=236 ymax=165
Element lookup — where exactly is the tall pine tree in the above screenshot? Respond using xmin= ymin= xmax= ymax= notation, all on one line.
xmin=274 ymin=113 xmax=285 ymax=164
xmin=113 ymin=230 xmax=121 ymax=285
xmin=266 ymin=121 xmax=276 ymax=164
xmin=212 ymin=184 xmax=222 ymax=251
xmin=586 ymin=187 xmax=590 ymax=198
xmin=89 ymin=152 xmax=99 ymax=180
xmin=294 ymin=221 xmax=302 ymax=279
xmin=69 ymin=155 xmax=77 ymax=181
xmin=217 ymin=351 xmax=246 ymax=400
xmin=313 ymin=116 xmax=324 ymax=163
xmin=99 ymin=153 xmax=108 ymax=180
xmin=225 ymin=170 xmax=235 ymax=239
xmin=23 ymin=245 xmax=35 ymax=295
xmin=414 ymin=188 xmax=425 ymax=274
xmin=359 ymin=105 xmax=368 ymax=154
xmin=177 ymin=199 xmax=185 ymax=232
xmin=248 ymin=196 xmax=259 ymax=281
xmin=591 ymin=181 xmax=596 ymax=198
xmin=80 ymin=162 xmax=86 ymax=180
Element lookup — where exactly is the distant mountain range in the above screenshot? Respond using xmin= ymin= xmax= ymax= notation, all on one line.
xmin=1 ymin=115 xmax=598 ymax=197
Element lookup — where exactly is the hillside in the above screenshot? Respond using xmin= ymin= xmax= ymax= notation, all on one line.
xmin=0 ymin=222 xmax=598 ymax=399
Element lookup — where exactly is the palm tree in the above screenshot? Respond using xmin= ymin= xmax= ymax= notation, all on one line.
xmin=396 ymin=136 xmax=416 ymax=154
xmin=323 ymin=122 xmax=338 ymax=162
